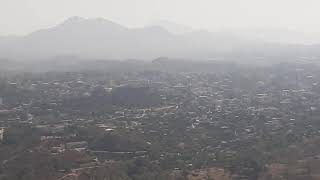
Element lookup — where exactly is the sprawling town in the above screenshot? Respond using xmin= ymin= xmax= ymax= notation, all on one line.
xmin=1 ymin=60 xmax=320 ymax=180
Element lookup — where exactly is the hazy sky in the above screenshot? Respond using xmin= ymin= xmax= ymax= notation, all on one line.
xmin=1 ymin=0 xmax=320 ymax=36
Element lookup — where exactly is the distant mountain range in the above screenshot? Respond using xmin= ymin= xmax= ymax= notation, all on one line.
xmin=1 ymin=16 xmax=320 ymax=60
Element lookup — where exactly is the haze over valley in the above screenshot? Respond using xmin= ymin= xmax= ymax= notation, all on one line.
xmin=1 ymin=16 xmax=320 ymax=61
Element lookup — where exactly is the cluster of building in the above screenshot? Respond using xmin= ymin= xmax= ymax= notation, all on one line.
xmin=1 ymin=62 xmax=320 ymax=178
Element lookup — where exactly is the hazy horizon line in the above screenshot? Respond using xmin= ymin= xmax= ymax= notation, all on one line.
xmin=1 ymin=16 xmax=317 ymax=37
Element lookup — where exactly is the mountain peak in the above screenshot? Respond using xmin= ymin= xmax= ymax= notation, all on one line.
xmin=57 ymin=16 xmax=127 ymax=31
xmin=61 ymin=16 xmax=86 ymax=25
xmin=149 ymin=20 xmax=194 ymax=34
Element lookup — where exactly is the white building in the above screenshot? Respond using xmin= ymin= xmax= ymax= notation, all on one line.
xmin=0 ymin=128 xmax=5 ymax=141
